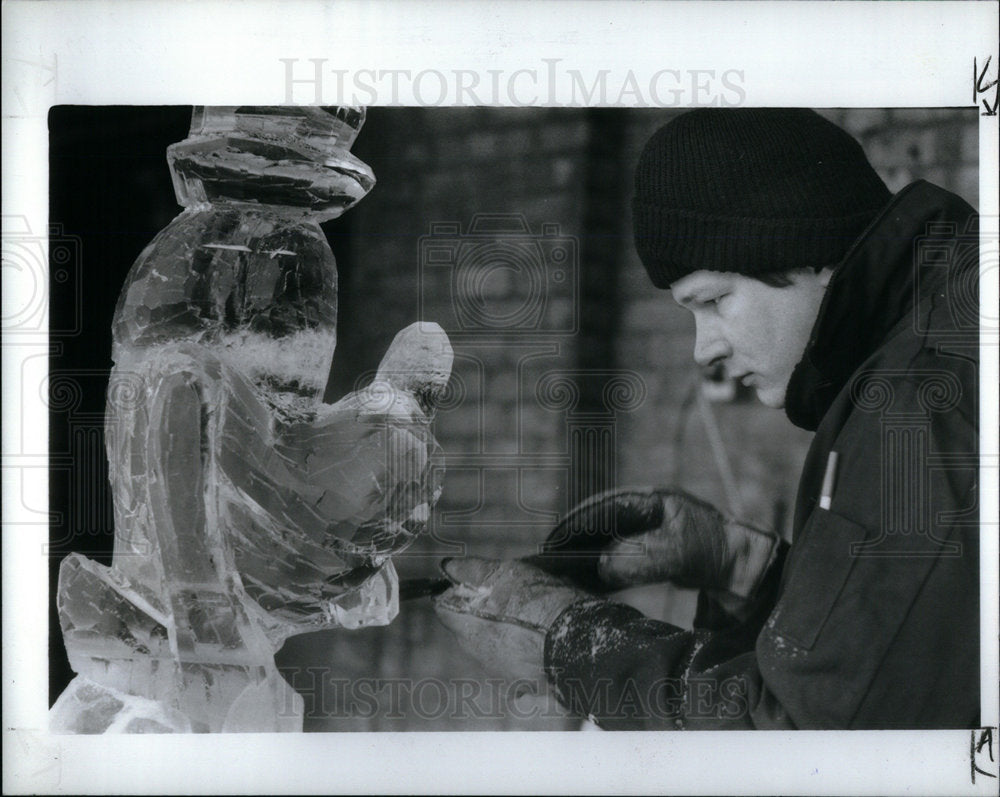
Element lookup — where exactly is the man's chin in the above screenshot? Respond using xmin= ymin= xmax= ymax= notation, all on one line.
xmin=754 ymin=384 xmax=786 ymax=409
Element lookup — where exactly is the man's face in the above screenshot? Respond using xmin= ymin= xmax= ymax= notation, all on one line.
xmin=670 ymin=268 xmax=832 ymax=408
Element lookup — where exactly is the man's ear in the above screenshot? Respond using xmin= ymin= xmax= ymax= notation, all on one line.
xmin=817 ymin=266 xmax=835 ymax=288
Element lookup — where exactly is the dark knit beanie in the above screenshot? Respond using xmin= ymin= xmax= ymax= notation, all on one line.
xmin=632 ymin=108 xmax=892 ymax=288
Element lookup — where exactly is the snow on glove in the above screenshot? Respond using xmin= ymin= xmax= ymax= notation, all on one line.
xmin=432 ymin=557 xmax=593 ymax=690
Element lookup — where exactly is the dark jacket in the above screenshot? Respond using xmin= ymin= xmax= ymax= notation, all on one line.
xmin=545 ymin=181 xmax=980 ymax=729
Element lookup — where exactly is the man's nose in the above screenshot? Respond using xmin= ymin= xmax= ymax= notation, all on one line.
xmin=693 ymin=319 xmax=730 ymax=368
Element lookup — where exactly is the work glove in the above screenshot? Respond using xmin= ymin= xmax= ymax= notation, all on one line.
xmin=533 ymin=487 xmax=783 ymax=614
xmin=432 ymin=557 xmax=593 ymax=689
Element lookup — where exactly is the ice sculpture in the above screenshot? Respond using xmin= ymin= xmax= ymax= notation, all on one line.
xmin=50 ymin=107 xmax=453 ymax=733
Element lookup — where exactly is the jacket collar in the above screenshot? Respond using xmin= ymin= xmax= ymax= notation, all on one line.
xmin=784 ymin=181 xmax=977 ymax=431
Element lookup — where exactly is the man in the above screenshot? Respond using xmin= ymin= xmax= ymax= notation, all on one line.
xmin=433 ymin=109 xmax=980 ymax=729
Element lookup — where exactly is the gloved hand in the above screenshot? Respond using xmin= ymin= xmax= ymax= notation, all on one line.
xmin=533 ymin=487 xmax=782 ymax=610
xmin=432 ymin=557 xmax=592 ymax=689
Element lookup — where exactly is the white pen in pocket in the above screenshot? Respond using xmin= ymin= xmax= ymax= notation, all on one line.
xmin=819 ymin=451 xmax=839 ymax=511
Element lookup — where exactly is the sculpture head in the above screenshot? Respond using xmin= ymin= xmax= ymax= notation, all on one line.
xmin=112 ymin=104 xmax=383 ymax=420
xmin=167 ymin=105 xmax=375 ymax=222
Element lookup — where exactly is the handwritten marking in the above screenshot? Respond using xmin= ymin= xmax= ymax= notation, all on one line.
xmin=971 ymin=727 xmax=997 ymax=784
xmin=974 ymin=56 xmax=998 ymax=116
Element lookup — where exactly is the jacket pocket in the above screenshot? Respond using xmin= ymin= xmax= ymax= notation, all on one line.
xmin=769 ymin=509 xmax=868 ymax=650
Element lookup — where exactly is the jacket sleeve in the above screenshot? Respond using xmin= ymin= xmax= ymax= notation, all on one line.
xmin=543 ymin=545 xmax=795 ymax=730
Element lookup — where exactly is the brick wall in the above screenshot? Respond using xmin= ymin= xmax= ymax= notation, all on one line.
xmin=329 ymin=108 xmax=593 ymax=570
xmin=289 ymin=108 xmax=594 ymax=730
xmin=820 ymin=108 xmax=979 ymax=205
xmin=252 ymin=106 xmax=983 ymax=729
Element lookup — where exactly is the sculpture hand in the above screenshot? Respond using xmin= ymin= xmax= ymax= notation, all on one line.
xmin=340 ymin=321 xmax=453 ymax=422
xmin=307 ymin=322 xmax=453 ymax=555
xmin=214 ymin=322 xmax=453 ymax=625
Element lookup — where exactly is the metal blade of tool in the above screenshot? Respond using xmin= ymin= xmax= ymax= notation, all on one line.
xmin=398 ymin=488 xmax=664 ymax=600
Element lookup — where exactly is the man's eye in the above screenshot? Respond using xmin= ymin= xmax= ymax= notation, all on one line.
xmin=709 ymin=294 xmax=727 ymax=306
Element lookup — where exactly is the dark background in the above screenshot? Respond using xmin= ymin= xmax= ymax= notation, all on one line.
xmin=47 ymin=106 xmax=978 ymax=729
xmin=48 ymin=106 xmax=191 ymax=704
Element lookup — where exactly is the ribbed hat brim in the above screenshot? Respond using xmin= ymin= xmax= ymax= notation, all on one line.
xmin=632 ymin=200 xmax=886 ymax=287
